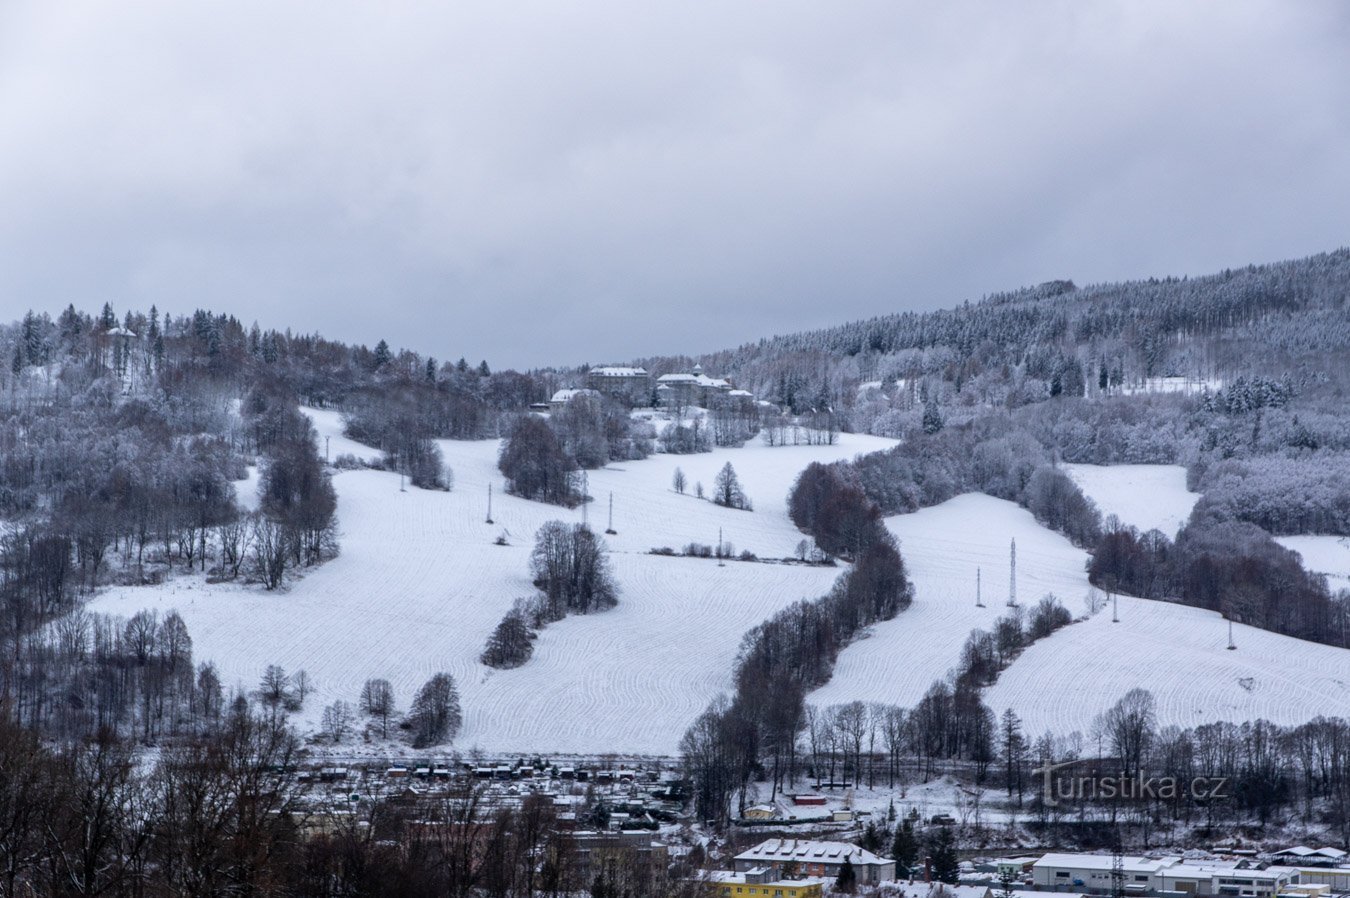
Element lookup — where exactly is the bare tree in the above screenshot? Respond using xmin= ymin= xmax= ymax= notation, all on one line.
xmin=360 ymin=678 xmax=396 ymax=739
xmin=322 ymin=700 xmax=354 ymax=743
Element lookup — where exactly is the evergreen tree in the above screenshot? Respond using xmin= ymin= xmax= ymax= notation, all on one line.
xmin=372 ymin=339 xmax=392 ymax=369
xmin=929 ymin=826 xmax=960 ymax=884
xmin=922 ymin=399 xmax=944 ymax=434
xmin=892 ymin=819 xmax=918 ymax=877
xmin=835 ymin=856 xmax=856 ymax=894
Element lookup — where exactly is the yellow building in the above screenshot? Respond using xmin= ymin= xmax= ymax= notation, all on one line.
xmin=706 ymin=871 xmax=824 ymax=898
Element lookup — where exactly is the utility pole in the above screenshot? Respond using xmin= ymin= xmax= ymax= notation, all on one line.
xmin=1227 ymin=618 xmax=1236 ymax=650
xmin=486 ymin=483 xmax=494 ymax=525
xmin=1112 ymin=591 xmax=1119 ymax=623
xmin=976 ymin=567 xmax=984 ymax=607
xmin=718 ymin=527 xmax=725 ymax=567
xmin=1008 ymin=539 xmax=1017 ymax=607
xmin=1111 ymin=837 xmax=1125 ymax=898
xmin=325 ymin=435 xmax=330 ymax=464
xmin=605 ymin=492 xmax=616 ymax=535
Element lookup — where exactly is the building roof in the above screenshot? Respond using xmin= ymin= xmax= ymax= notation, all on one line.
xmin=1034 ymin=854 xmax=1173 ymax=875
xmin=1035 ymin=854 xmax=1300 ymax=883
xmin=658 ymin=372 xmax=732 ymax=389
xmin=736 ymin=838 xmax=888 ymax=867
xmin=706 ymin=871 xmax=829 ymax=886
xmin=589 ymin=366 xmax=648 ymax=377
xmin=549 ymin=388 xmax=599 ymax=403
xmin=1274 ymin=847 xmax=1348 ymax=860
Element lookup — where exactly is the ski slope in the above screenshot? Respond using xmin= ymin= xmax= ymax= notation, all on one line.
xmin=1062 ymin=463 xmax=1198 ymax=536
xmin=986 ymin=594 xmax=1350 ymax=737
xmin=88 ymin=411 xmax=894 ymax=755
xmin=811 ymin=493 xmax=1096 ymax=709
xmin=810 ymin=492 xmax=1350 ymax=737
xmin=1276 ymin=535 xmax=1350 ymax=592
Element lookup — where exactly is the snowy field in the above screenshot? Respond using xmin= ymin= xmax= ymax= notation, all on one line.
xmin=1275 ymin=534 xmax=1350 ymax=592
xmin=811 ymin=492 xmax=1350 ymax=738
xmin=88 ymin=410 xmax=894 ymax=756
xmin=987 ymin=593 xmax=1350 ymax=738
xmin=1063 ymin=463 xmax=1198 ymax=536
xmin=809 ymin=494 xmax=1097 ymax=711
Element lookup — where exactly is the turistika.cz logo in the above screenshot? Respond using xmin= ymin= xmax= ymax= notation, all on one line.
xmin=1033 ymin=760 xmax=1229 ymax=807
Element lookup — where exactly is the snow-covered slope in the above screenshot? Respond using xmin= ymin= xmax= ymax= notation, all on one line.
xmin=986 ymin=594 xmax=1350 ymax=737
xmin=89 ymin=416 xmax=1350 ymax=755
xmin=88 ymin=410 xmax=894 ymax=755
xmin=1276 ymin=535 xmax=1350 ymax=592
xmin=1062 ymin=463 xmax=1198 ymax=536
xmin=810 ymin=493 xmax=1095 ymax=710
xmin=810 ymin=491 xmax=1350 ymax=736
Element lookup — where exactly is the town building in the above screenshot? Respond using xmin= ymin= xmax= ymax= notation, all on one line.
xmin=548 ymin=387 xmax=600 ymax=410
xmin=1270 ymin=848 xmax=1347 ymax=868
xmin=734 ymin=839 xmax=895 ymax=885
xmin=656 ymin=364 xmax=736 ymax=408
xmin=586 ymin=366 xmax=651 ymax=404
xmin=1031 ymin=854 xmax=1301 ymax=898
xmin=706 ymin=870 xmax=825 ymax=898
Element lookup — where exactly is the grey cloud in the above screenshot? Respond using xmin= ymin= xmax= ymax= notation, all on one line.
xmin=1 ymin=1 xmax=1347 ymax=367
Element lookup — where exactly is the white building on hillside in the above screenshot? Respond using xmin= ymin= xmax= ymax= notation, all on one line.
xmin=656 ymin=364 xmax=735 ymax=408
xmin=586 ymin=366 xmax=651 ymax=404
xmin=548 ymin=388 xmax=599 ymax=410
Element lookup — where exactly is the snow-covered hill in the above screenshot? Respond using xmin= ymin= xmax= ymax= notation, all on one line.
xmin=987 ymin=593 xmax=1350 ymax=737
xmin=810 ymin=493 xmax=1094 ymax=709
xmin=1062 ymin=463 xmax=1199 ymax=537
xmin=87 ymin=421 xmax=1350 ymax=756
xmin=88 ymin=410 xmax=894 ymax=755
xmin=1276 ymin=534 xmax=1350 ymax=592
xmin=811 ymin=489 xmax=1350 ymax=736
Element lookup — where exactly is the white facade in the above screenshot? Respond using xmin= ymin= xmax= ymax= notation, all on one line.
xmin=1031 ymin=854 xmax=1299 ymax=898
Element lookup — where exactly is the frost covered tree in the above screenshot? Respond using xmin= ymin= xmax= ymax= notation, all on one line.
xmin=322 ymin=700 xmax=354 ymax=742
xmin=712 ymin=462 xmax=751 ymax=510
xmin=408 ymin=672 xmax=461 ymax=747
xmin=257 ymin=665 xmax=291 ymax=715
xmin=498 ymin=415 xmax=581 ymax=507
xmin=530 ymin=522 xmax=618 ymax=619
xmin=481 ymin=610 xmax=535 ymax=669
xmin=672 ymin=467 xmax=686 ymax=494
xmin=360 ymin=678 xmax=396 ymax=739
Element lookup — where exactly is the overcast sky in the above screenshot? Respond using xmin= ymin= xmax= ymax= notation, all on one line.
xmin=1 ymin=2 xmax=1347 ymax=368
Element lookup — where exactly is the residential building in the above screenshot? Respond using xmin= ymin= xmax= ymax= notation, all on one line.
xmin=705 ymin=871 xmax=824 ymax=898
xmin=656 ymin=364 xmax=736 ymax=408
xmin=548 ymin=387 xmax=599 ymax=410
xmin=587 ymin=366 xmax=651 ymax=404
xmin=734 ymin=839 xmax=895 ymax=885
